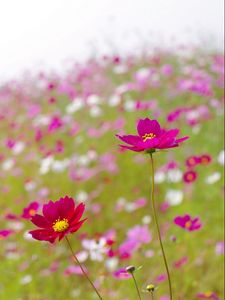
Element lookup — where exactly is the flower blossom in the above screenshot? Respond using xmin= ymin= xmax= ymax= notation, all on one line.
xmin=174 ymin=214 xmax=202 ymax=231
xmin=116 ymin=118 xmax=188 ymax=152
xmin=29 ymin=196 xmax=86 ymax=243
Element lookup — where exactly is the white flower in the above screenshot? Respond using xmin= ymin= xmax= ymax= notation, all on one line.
xmin=20 ymin=275 xmax=32 ymax=285
xmin=113 ymin=65 xmax=128 ymax=74
xmin=108 ymin=95 xmax=121 ymax=107
xmin=142 ymin=215 xmax=152 ymax=224
xmin=89 ymin=106 xmax=102 ymax=117
xmin=24 ymin=181 xmax=36 ymax=191
xmin=218 ymin=150 xmax=224 ymax=166
xmin=105 ymin=257 xmax=119 ymax=271
xmin=76 ymin=250 xmax=88 ymax=262
xmin=124 ymin=100 xmax=135 ymax=111
xmin=155 ymin=171 xmax=166 ymax=184
xmin=39 ymin=156 xmax=54 ymax=175
xmin=51 ymin=159 xmax=69 ymax=173
xmin=165 ymin=189 xmax=183 ymax=206
xmin=33 ymin=115 xmax=50 ymax=126
xmin=76 ymin=191 xmax=88 ymax=203
xmin=2 ymin=159 xmax=14 ymax=170
xmin=205 ymin=172 xmax=221 ymax=184
xmin=12 ymin=142 xmax=25 ymax=155
xmin=82 ymin=238 xmax=107 ymax=261
xmin=87 ymin=94 xmax=101 ymax=105
xmin=167 ymin=169 xmax=183 ymax=183
xmin=66 ymin=98 xmax=83 ymax=114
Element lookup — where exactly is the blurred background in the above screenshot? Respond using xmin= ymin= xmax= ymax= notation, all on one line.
xmin=0 ymin=0 xmax=224 ymax=81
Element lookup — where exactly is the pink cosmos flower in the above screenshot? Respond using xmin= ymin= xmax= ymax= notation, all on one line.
xmin=0 ymin=229 xmax=14 ymax=239
xmin=197 ymin=291 xmax=220 ymax=300
xmin=186 ymin=156 xmax=200 ymax=168
xmin=29 ymin=196 xmax=86 ymax=243
xmin=116 ymin=118 xmax=188 ymax=152
xmin=199 ymin=154 xmax=212 ymax=165
xmin=21 ymin=202 xmax=39 ymax=219
xmin=183 ymin=170 xmax=197 ymax=183
xmin=113 ymin=268 xmax=132 ymax=279
xmin=174 ymin=214 xmax=202 ymax=231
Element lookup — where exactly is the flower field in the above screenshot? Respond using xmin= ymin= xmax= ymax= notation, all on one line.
xmin=0 ymin=48 xmax=224 ymax=300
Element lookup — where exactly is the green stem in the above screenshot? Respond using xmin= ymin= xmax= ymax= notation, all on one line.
xmin=131 ymin=273 xmax=142 ymax=300
xmin=65 ymin=236 xmax=103 ymax=300
xmin=149 ymin=153 xmax=173 ymax=300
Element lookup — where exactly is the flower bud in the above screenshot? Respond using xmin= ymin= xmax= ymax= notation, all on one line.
xmin=126 ymin=265 xmax=136 ymax=274
xmin=146 ymin=284 xmax=155 ymax=292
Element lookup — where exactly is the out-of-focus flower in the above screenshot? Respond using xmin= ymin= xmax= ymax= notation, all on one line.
xmin=29 ymin=196 xmax=86 ymax=243
xmin=165 ymin=189 xmax=183 ymax=206
xmin=113 ymin=268 xmax=132 ymax=279
xmin=174 ymin=214 xmax=202 ymax=231
xmin=205 ymin=172 xmax=221 ymax=184
xmin=199 ymin=154 xmax=212 ymax=165
xmin=215 ymin=242 xmax=224 ymax=255
xmin=217 ymin=150 xmax=224 ymax=165
xmin=116 ymin=118 xmax=188 ymax=152
xmin=196 ymin=291 xmax=220 ymax=299
xmin=0 ymin=229 xmax=14 ymax=239
xmin=183 ymin=170 xmax=197 ymax=183
xmin=21 ymin=202 xmax=39 ymax=219
xmin=186 ymin=156 xmax=200 ymax=168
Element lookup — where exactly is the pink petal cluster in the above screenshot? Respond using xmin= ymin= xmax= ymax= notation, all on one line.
xmin=116 ymin=118 xmax=188 ymax=152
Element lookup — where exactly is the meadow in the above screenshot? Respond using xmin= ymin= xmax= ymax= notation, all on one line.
xmin=0 ymin=47 xmax=224 ymax=300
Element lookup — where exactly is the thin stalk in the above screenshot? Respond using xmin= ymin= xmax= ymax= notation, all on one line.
xmin=65 ymin=236 xmax=103 ymax=300
xmin=131 ymin=273 xmax=142 ymax=300
xmin=149 ymin=153 xmax=173 ymax=300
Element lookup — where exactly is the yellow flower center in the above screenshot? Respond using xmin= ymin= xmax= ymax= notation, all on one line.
xmin=52 ymin=218 xmax=69 ymax=232
xmin=187 ymin=174 xmax=194 ymax=181
xmin=29 ymin=209 xmax=36 ymax=216
xmin=185 ymin=221 xmax=192 ymax=228
xmin=204 ymin=291 xmax=213 ymax=297
xmin=142 ymin=133 xmax=156 ymax=142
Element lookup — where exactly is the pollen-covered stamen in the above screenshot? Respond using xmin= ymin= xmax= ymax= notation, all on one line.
xmin=142 ymin=133 xmax=156 ymax=142
xmin=185 ymin=221 xmax=192 ymax=229
xmin=53 ymin=218 xmax=69 ymax=232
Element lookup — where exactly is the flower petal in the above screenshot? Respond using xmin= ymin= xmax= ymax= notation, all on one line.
xmin=58 ymin=196 xmax=75 ymax=219
xmin=116 ymin=134 xmax=142 ymax=145
xmin=137 ymin=118 xmax=161 ymax=137
xmin=42 ymin=201 xmax=60 ymax=222
xmin=69 ymin=219 xmax=87 ymax=233
xmin=31 ymin=214 xmax=51 ymax=228
xmin=70 ymin=203 xmax=86 ymax=224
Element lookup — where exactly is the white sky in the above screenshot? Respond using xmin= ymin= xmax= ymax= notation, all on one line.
xmin=0 ymin=0 xmax=224 ymax=81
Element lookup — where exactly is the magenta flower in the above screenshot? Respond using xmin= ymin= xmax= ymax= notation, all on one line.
xmin=113 ymin=268 xmax=132 ymax=280
xmin=116 ymin=118 xmax=188 ymax=152
xmin=21 ymin=201 xmax=39 ymax=219
xmin=0 ymin=229 xmax=13 ymax=239
xmin=197 ymin=291 xmax=220 ymax=300
xmin=186 ymin=156 xmax=200 ymax=168
xmin=174 ymin=214 xmax=202 ymax=231
xmin=29 ymin=196 xmax=86 ymax=243
xmin=183 ymin=170 xmax=197 ymax=183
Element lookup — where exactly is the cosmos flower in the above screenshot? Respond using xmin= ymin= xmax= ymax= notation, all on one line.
xmin=196 ymin=291 xmax=220 ymax=300
xmin=116 ymin=118 xmax=188 ymax=152
xmin=174 ymin=214 xmax=202 ymax=231
xmin=199 ymin=154 xmax=212 ymax=165
xmin=185 ymin=156 xmax=200 ymax=168
xmin=0 ymin=229 xmax=14 ymax=239
xmin=29 ymin=196 xmax=86 ymax=243
xmin=183 ymin=170 xmax=197 ymax=183
xmin=113 ymin=268 xmax=132 ymax=279
xmin=21 ymin=202 xmax=39 ymax=219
